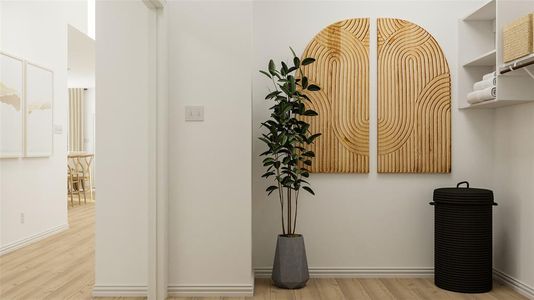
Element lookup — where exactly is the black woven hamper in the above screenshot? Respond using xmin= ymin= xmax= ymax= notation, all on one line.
xmin=430 ymin=181 xmax=497 ymax=293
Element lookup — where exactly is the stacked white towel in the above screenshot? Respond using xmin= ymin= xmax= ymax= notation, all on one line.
xmin=473 ymin=77 xmax=496 ymax=90
xmin=482 ymin=72 xmax=496 ymax=80
xmin=467 ymin=72 xmax=496 ymax=104
xmin=467 ymin=87 xmax=496 ymax=104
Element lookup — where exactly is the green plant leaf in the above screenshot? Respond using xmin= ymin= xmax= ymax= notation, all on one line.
xmin=300 ymin=94 xmax=311 ymax=101
xmin=280 ymin=84 xmax=291 ymax=96
xmin=307 ymin=84 xmax=320 ymax=91
xmin=302 ymin=77 xmax=308 ymax=89
xmin=307 ymin=133 xmax=321 ymax=144
xmin=300 ymin=123 xmax=310 ymax=134
xmin=302 ymin=109 xmax=318 ymax=116
xmin=288 ymin=76 xmax=296 ymax=93
xmin=262 ymin=157 xmax=274 ymax=164
xmin=260 ymin=70 xmax=272 ymax=79
xmin=262 ymin=171 xmax=275 ymax=178
xmin=266 ymin=185 xmax=278 ymax=195
xmin=259 ymin=137 xmax=271 ymax=145
xmin=293 ymin=57 xmax=300 ymax=68
xmin=280 ymin=134 xmax=288 ymax=145
xmin=263 ymin=161 xmax=275 ymax=167
xmin=303 ymin=186 xmax=315 ymax=195
xmin=268 ymin=60 xmax=276 ymax=75
xmin=303 ymin=151 xmax=315 ymax=157
xmin=265 ymin=90 xmax=281 ymax=100
xmin=281 ymin=62 xmax=288 ymax=76
xmin=259 ymin=150 xmax=270 ymax=156
xmin=302 ymin=58 xmax=316 ymax=65
xmin=297 ymin=179 xmax=310 ymax=185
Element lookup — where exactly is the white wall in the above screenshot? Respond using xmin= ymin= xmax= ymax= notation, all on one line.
xmin=67 ymin=25 xmax=95 ymax=89
xmin=252 ymin=0 xmax=496 ymax=274
xmin=83 ymin=88 xmax=96 ymax=186
xmin=94 ymin=0 xmax=154 ymax=295
xmin=0 ymin=0 xmax=87 ymax=253
xmin=84 ymin=88 xmax=95 ymax=154
xmin=493 ymin=101 xmax=534 ymax=290
xmin=166 ymin=0 xmax=253 ymax=294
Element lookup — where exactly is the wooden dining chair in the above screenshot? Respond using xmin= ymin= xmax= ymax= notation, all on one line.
xmin=67 ymin=166 xmax=75 ymax=207
xmin=67 ymin=156 xmax=87 ymax=205
xmin=78 ymin=154 xmax=94 ymax=202
xmin=67 ymin=157 xmax=82 ymax=206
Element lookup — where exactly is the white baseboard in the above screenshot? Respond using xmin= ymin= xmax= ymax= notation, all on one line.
xmin=493 ymin=269 xmax=534 ymax=299
xmin=254 ymin=267 xmax=434 ymax=278
xmin=167 ymin=284 xmax=254 ymax=297
xmin=91 ymin=268 xmax=532 ymax=298
xmin=92 ymin=285 xmax=147 ymax=297
xmin=0 ymin=223 xmax=68 ymax=256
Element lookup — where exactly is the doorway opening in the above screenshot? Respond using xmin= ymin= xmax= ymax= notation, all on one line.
xmin=67 ymin=25 xmax=95 ymax=208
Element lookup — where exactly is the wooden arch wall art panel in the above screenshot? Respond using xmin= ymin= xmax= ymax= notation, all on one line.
xmin=301 ymin=18 xmax=370 ymax=173
xmin=377 ymin=18 xmax=451 ymax=173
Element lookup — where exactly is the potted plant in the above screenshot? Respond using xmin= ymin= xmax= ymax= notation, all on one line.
xmin=258 ymin=48 xmax=321 ymax=289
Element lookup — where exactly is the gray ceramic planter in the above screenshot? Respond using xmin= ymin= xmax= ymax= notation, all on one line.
xmin=271 ymin=234 xmax=309 ymax=289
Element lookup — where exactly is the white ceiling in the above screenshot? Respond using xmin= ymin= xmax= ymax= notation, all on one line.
xmin=68 ymin=25 xmax=95 ymax=88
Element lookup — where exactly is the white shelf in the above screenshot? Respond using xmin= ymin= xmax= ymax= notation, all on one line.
xmin=463 ymin=0 xmax=496 ymax=21
xmin=463 ymin=49 xmax=496 ymax=67
xmin=457 ymin=0 xmax=534 ymax=109
xmin=460 ymin=99 xmax=530 ymax=109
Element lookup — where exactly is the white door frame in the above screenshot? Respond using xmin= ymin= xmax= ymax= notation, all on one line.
xmin=143 ymin=1 xmax=168 ymax=299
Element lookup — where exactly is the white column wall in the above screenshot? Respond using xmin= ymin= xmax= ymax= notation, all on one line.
xmin=94 ymin=0 xmax=155 ymax=296
xmin=166 ymin=1 xmax=254 ymax=295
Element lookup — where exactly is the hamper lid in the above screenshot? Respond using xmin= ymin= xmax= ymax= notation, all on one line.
xmin=432 ymin=181 xmax=495 ymax=205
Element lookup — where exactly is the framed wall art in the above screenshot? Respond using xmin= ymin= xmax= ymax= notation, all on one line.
xmin=0 ymin=52 xmax=25 ymax=158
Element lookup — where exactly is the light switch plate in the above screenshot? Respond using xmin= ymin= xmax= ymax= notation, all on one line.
xmin=185 ymin=106 xmax=204 ymax=121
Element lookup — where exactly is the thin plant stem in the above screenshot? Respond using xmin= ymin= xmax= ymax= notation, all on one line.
xmin=279 ymin=187 xmax=285 ymax=235
xmin=286 ymin=92 xmax=293 ymax=236
xmin=292 ymin=189 xmax=300 ymax=235
xmin=277 ymin=178 xmax=285 ymax=234
xmin=287 ymin=188 xmax=292 ymax=235
xmin=275 ymin=159 xmax=285 ymax=235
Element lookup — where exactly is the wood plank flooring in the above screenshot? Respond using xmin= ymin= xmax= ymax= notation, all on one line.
xmin=0 ymin=202 xmax=527 ymax=299
xmin=169 ymin=278 xmax=527 ymax=300
xmin=0 ymin=202 xmax=96 ymax=299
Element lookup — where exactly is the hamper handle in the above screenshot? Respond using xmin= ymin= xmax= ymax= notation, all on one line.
xmin=457 ymin=181 xmax=469 ymax=188
xmin=429 ymin=202 xmax=435 ymax=206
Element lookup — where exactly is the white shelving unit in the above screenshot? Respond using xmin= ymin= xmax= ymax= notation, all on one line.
xmin=463 ymin=49 xmax=496 ymax=67
xmin=457 ymin=0 xmax=534 ymax=109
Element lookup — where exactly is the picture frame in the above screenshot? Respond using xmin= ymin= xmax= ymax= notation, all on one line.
xmin=0 ymin=51 xmax=25 ymax=158
xmin=25 ymin=62 xmax=54 ymax=157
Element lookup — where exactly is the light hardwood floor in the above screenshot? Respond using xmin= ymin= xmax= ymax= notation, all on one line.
xmin=198 ymin=278 xmax=526 ymax=300
xmin=0 ymin=203 xmax=527 ymax=299
xmin=0 ymin=202 xmax=96 ymax=299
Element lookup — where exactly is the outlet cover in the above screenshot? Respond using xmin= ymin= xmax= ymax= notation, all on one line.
xmin=54 ymin=124 xmax=63 ymax=134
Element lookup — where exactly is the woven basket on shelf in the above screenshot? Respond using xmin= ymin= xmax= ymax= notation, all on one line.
xmin=503 ymin=13 xmax=534 ymax=63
